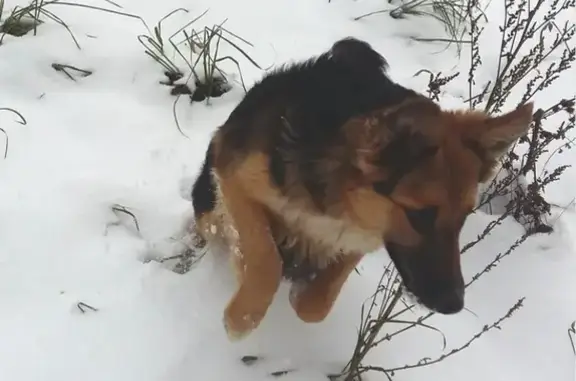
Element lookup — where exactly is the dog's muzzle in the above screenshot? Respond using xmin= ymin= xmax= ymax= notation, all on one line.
xmin=385 ymin=239 xmax=465 ymax=315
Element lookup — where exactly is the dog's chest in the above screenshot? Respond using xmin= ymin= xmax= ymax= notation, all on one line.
xmin=266 ymin=196 xmax=382 ymax=266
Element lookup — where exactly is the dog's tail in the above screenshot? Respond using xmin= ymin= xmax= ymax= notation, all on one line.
xmin=329 ymin=37 xmax=389 ymax=74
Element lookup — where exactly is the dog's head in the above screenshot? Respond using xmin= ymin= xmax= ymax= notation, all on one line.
xmin=344 ymin=98 xmax=533 ymax=314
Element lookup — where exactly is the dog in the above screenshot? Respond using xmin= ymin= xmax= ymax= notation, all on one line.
xmin=189 ymin=37 xmax=534 ymax=341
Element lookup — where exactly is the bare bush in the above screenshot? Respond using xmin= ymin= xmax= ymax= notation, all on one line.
xmin=336 ymin=0 xmax=575 ymax=379
xmin=472 ymin=0 xmax=575 ymax=234
xmin=139 ymin=8 xmax=262 ymax=106
xmin=0 ymin=0 xmax=141 ymax=47
xmin=351 ymin=0 xmax=487 ymax=54
xmin=137 ymin=8 xmax=263 ymax=138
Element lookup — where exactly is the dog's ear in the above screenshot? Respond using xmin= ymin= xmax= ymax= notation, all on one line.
xmin=471 ymin=102 xmax=534 ymax=182
xmin=346 ymin=99 xmax=441 ymax=183
xmin=477 ymin=102 xmax=534 ymax=161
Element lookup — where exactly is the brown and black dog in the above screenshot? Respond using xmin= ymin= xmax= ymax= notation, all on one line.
xmin=189 ymin=37 xmax=534 ymax=341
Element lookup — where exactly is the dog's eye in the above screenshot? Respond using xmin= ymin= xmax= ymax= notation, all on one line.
xmin=404 ymin=206 xmax=438 ymax=235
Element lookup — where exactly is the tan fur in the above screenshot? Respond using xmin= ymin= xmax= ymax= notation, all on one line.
xmin=289 ymin=253 xmax=364 ymax=323
xmin=210 ymin=164 xmax=283 ymax=341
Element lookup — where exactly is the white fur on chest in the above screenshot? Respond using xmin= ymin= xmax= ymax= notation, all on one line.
xmin=265 ymin=195 xmax=383 ymax=258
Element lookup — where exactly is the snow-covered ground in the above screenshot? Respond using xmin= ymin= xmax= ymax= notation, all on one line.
xmin=0 ymin=0 xmax=575 ymax=380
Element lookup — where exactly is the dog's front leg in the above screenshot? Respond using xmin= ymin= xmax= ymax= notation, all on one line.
xmin=217 ymin=174 xmax=283 ymax=341
xmin=289 ymin=253 xmax=363 ymax=323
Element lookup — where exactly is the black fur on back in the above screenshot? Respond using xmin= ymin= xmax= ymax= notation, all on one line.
xmin=219 ymin=37 xmax=417 ymax=154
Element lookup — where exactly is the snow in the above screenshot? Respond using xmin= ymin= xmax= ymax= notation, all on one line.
xmin=0 ymin=0 xmax=575 ymax=380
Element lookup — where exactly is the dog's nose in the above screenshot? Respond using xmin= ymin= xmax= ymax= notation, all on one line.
xmin=433 ymin=287 xmax=464 ymax=314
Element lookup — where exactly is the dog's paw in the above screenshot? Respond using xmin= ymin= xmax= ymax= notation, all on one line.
xmin=223 ymin=301 xmax=261 ymax=342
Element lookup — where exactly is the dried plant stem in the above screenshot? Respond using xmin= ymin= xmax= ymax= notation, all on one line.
xmin=359 ymin=298 xmax=525 ymax=377
xmin=0 ymin=107 xmax=27 ymax=159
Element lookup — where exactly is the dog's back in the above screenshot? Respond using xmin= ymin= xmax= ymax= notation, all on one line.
xmin=192 ymin=37 xmax=419 ymax=221
xmin=216 ymin=37 xmax=418 ymax=164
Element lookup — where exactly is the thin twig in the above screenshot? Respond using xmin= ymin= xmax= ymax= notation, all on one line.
xmin=77 ymin=302 xmax=98 ymax=313
xmin=51 ymin=63 xmax=93 ymax=81
xmin=0 ymin=107 xmax=27 ymax=159
xmin=569 ymin=321 xmax=575 ymax=356
xmin=360 ymin=298 xmax=525 ymax=376
xmin=111 ymin=204 xmax=140 ymax=233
